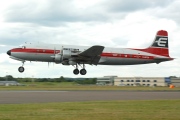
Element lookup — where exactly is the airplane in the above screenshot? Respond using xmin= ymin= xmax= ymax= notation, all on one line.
xmin=7 ymin=30 xmax=173 ymax=75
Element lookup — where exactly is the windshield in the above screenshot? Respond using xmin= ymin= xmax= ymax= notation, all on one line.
xmin=18 ymin=45 xmax=26 ymax=49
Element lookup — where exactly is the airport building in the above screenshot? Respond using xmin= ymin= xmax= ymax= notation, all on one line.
xmin=0 ymin=81 xmax=20 ymax=86
xmin=114 ymin=77 xmax=168 ymax=86
xmin=171 ymin=77 xmax=180 ymax=87
xmin=96 ymin=76 xmax=117 ymax=85
xmin=97 ymin=76 xmax=173 ymax=87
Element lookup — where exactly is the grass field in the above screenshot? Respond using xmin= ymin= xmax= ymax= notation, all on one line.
xmin=0 ymin=100 xmax=179 ymax=120
xmin=0 ymin=82 xmax=180 ymax=91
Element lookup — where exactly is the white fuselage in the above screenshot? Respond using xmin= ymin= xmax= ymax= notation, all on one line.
xmin=10 ymin=42 xmax=169 ymax=65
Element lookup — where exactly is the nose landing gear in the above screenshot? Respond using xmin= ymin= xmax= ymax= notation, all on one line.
xmin=18 ymin=61 xmax=25 ymax=73
xmin=18 ymin=66 xmax=25 ymax=73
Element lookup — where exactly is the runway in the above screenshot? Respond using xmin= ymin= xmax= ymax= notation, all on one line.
xmin=0 ymin=91 xmax=179 ymax=104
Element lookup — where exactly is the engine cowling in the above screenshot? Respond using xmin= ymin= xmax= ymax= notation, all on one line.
xmin=54 ymin=54 xmax=62 ymax=63
xmin=62 ymin=61 xmax=69 ymax=65
xmin=69 ymin=61 xmax=77 ymax=65
xmin=62 ymin=60 xmax=77 ymax=65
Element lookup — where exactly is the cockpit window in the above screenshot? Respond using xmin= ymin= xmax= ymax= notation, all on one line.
xmin=18 ymin=45 xmax=26 ymax=49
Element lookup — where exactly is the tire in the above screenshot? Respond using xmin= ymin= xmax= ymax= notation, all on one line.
xmin=18 ymin=66 xmax=25 ymax=73
xmin=80 ymin=69 xmax=87 ymax=75
xmin=73 ymin=69 xmax=79 ymax=75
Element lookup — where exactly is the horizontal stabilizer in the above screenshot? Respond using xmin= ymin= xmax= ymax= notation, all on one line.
xmin=154 ymin=57 xmax=174 ymax=64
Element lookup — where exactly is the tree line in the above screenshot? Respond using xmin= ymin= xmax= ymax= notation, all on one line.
xmin=0 ymin=75 xmax=97 ymax=84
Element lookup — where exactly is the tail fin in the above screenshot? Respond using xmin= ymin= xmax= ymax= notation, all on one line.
xmin=146 ymin=30 xmax=169 ymax=57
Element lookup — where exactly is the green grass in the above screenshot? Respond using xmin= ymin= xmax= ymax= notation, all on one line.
xmin=0 ymin=100 xmax=179 ymax=120
xmin=0 ymin=82 xmax=180 ymax=91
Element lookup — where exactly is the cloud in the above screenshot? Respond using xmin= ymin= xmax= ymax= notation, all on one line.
xmin=4 ymin=0 xmax=109 ymax=26
xmin=145 ymin=0 xmax=180 ymax=25
xmin=4 ymin=0 xmax=172 ymax=27
xmin=102 ymin=0 xmax=172 ymax=12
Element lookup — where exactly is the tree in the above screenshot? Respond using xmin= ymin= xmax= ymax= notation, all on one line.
xmin=5 ymin=75 xmax=17 ymax=81
xmin=59 ymin=76 xmax=65 ymax=82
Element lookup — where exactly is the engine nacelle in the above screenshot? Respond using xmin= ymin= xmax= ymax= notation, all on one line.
xmin=69 ymin=61 xmax=77 ymax=65
xmin=54 ymin=54 xmax=62 ymax=63
xmin=62 ymin=60 xmax=77 ymax=65
xmin=62 ymin=61 xmax=69 ymax=65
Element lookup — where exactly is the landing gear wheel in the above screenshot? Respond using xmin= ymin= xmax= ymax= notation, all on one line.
xmin=73 ymin=69 xmax=79 ymax=75
xmin=18 ymin=66 xmax=25 ymax=73
xmin=80 ymin=69 xmax=87 ymax=75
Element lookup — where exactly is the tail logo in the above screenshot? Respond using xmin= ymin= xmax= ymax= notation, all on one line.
xmin=156 ymin=38 xmax=168 ymax=47
xmin=152 ymin=36 xmax=168 ymax=48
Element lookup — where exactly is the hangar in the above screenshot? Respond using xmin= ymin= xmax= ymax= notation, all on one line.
xmin=0 ymin=81 xmax=20 ymax=86
xmin=171 ymin=77 xmax=180 ymax=87
xmin=114 ymin=77 xmax=168 ymax=87
xmin=96 ymin=76 xmax=117 ymax=85
xmin=97 ymin=76 xmax=175 ymax=87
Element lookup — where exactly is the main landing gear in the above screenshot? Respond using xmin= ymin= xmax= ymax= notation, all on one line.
xmin=73 ymin=64 xmax=87 ymax=75
xmin=18 ymin=62 xmax=25 ymax=73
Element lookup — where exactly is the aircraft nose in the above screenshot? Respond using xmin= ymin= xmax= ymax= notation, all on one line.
xmin=7 ymin=50 xmax=11 ymax=56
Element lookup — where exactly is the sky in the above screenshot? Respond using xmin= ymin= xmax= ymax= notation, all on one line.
xmin=0 ymin=0 xmax=180 ymax=78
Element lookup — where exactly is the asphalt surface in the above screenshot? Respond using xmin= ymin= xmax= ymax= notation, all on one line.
xmin=0 ymin=91 xmax=179 ymax=104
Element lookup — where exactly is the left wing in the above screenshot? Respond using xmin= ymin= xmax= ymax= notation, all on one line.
xmin=79 ymin=45 xmax=104 ymax=57
xmin=77 ymin=45 xmax=104 ymax=65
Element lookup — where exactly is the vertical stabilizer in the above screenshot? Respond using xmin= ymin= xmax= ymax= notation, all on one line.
xmin=145 ymin=30 xmax=169 ymax=57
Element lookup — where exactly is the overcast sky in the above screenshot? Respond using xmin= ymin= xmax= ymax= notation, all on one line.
xmin=0 ymin=0 xmax=180 ymax=78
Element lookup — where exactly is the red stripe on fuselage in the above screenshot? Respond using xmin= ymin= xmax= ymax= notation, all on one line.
xmin=11 ymin=48 xmax=60 ymax=54
xmin=101 ymin=53 xmax=155 ymax=59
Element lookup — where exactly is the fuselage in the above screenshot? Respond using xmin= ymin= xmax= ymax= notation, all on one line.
xmin=9 ymin=42 xmax=171 ymax=65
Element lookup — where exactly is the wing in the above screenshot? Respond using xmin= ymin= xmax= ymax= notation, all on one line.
xmin=77 ymin=45 xmax=104 ymax=65
xmin=79 ymin=46 xmax=104 ymax=57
